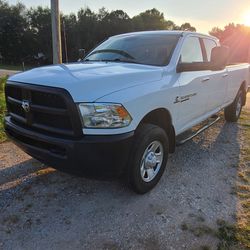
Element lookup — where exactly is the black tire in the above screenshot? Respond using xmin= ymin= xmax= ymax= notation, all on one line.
xmin=224 ymin=89 xmax=244 ymax=122
xmin=127 ymin=124 xmax=169 ymax=194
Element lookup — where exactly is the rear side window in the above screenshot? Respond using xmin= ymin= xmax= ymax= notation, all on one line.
xmin=203 ymin=38 xmax=217 ymax=61
xmin=180 ymin=37 xmax=203 ymax=63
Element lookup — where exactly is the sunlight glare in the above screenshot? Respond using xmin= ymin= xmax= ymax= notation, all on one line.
xmin=242 ymin=11 xmax=250 ymax=26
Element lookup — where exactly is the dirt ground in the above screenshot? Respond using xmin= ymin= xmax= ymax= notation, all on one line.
xmin=0 ymin=94 xmax=249 ymax=250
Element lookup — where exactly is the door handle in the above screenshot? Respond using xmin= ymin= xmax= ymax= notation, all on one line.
xmin=202 ymin=77 xmax=210 ymax=82
xmin=222 ymin=73 xmax=228 ymax=78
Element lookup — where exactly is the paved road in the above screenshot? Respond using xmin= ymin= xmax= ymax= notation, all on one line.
xmin=0 ymin=94 xmax=249 ymax=250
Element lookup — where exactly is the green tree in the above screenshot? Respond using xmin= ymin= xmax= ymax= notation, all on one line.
xmin=132 ymin=8 xmax=166 ymax=30
xmin=209 ymin=27 xmax=223 ymax=40
xmin=62 ymin=13 xmax=78 ymax=61
xmin=26 ymin=6 xmax=52 ymax=63
xmin=0 ymin=2 xmax=197 ymax=64
xmin=164 ymin=20 xmax=178 ymax=30
xmin=0 ymin=1 xmax=28 ymax=63
xmin=209 ymin=23 xmax=250 ymax=63
xmin=179 ymin=22 xmax=196 ymax=32
xmin=76 ymin=8 xmax=98 ymax=52
xmin=101 ymin=10 xmax=133 ymax=35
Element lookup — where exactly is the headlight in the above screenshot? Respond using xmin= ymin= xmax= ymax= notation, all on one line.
xmin=78 ymin=103 xmax=132 ymax=128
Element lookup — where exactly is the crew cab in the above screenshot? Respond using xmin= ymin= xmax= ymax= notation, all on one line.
xmin=4 ymin=31 xmax=249 ymax=193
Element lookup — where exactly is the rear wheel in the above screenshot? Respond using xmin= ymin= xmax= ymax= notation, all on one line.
xmin=127 ymin=124 xmax=169 ymax=194
xmin=224 ymin=89 xmax=244 ymax=122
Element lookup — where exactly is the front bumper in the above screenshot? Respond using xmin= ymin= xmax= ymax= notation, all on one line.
xmin=4 ymin=116 xmax=134 ymax=177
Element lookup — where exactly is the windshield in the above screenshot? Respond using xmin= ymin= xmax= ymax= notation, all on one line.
xmin=85 ymin=34 xmax=180 ymax=66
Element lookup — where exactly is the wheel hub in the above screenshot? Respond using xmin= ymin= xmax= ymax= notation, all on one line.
xmin=145 ymin=152 xmax=157 ymax=169
xmin=140 ymin=140 xmax=164 ymax=183
xmin=236 ymin=96 xmax=242 ymax=117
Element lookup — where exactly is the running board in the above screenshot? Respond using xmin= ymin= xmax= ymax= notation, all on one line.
xmin=176 ymin=115 xmax=221 ymax=146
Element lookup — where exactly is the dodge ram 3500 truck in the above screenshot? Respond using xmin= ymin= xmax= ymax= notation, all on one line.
xmin=4 ymin=31 xmax=249 ymax=193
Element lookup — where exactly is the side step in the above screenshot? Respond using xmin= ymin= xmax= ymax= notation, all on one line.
xmin=176 ymin=115 xmax=221 ymax=146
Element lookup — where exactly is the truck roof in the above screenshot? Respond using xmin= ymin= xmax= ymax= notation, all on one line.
xmin=111 ymin=30 xmax=218 ymax=41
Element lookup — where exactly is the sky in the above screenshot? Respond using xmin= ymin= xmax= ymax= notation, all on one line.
xmin=8 ymin=0 xmax=250 ymax=33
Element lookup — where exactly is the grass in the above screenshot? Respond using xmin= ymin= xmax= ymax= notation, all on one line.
xmin=181 ymin=221 xmax=239 ymax=249
xmin=0 ymin=64 xmax=34 ymax=72
xmin=180 ymin=97 xmax=250 ymax=249
xmin=236 ymin=103 xmax=250 ymax=249
xmin=0 ymin=77 xmax=7 ymax=142
xmin=0 ymin=64 xmax=24 ymax=71
xmin=216 ymin=220 xmax=238 ymax=250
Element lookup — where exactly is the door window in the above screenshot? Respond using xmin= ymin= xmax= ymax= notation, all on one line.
xmin=180 ymin=37 xmax=204 ymax=63
xmin=203 ymin=38 xmax=217 ymax=61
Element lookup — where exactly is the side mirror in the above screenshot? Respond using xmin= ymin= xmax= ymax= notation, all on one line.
xmin=210 ymin=46 xmax=229 ymax=70
xmin=78 ymin=49 xmax=85 ymax=61
xmin=177 ymin=46 xmax=230 ymax=73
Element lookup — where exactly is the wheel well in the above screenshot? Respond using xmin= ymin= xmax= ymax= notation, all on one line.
xmin=137 ymin=108 xmax=176 ymax=153
xmin=240 ymin=81 xmax=247 ymax=106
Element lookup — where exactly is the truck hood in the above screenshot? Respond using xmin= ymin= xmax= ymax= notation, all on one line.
xmin=9 ymin=62 xmax=163 ymax=102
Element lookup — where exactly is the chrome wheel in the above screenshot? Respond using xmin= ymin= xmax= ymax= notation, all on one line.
xmin=236 ymin=94 xmax=242 ymax=117
xmin=140 ymin=140 xmax=164 ymax=182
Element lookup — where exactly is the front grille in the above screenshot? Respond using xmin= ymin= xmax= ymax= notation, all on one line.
xmin=31 ymin=91 xmax=66 ymax=109
xmin=5 ymin=82 xmax=83 ymax=138
xmin=6 ymin=127 xmax=67 ymax=158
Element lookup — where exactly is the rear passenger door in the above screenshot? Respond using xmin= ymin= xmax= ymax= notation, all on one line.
xmin=201 ymin=38 xmax=228 ymax=112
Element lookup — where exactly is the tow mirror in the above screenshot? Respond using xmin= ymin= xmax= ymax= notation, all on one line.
xmin=78 ymin=49 xmax=86 ymax=61
xmin=210 ymin=46 xmax=229 ymax=70
xmin=177 ymin=46 xmax=230 ymax=73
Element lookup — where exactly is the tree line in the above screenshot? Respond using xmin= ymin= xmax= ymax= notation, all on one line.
xmin=0 ymin=0 xmax=196 ymax=65
xmin=210 ymin=23 xmax=250 ymax=63
xmin=1 ymin=0 xmax=250 ymax=66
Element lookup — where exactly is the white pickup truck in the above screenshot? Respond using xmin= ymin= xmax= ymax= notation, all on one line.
xmin=4 ymin=31 xmax=249 ymax=193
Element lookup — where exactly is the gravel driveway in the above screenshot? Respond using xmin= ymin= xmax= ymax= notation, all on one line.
xmin=0 ymin=94 xmax=249 ymax=250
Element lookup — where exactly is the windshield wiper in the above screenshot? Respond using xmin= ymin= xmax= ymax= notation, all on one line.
xmin=111 ymin=58 xmax=141 ymax=64
xmin=87 ymin=49 xmax=135 ymax=60
xmin=84 ymin=58 xmax=141 ymax=64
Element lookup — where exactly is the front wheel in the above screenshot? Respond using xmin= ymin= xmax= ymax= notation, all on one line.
xmin=127 ymin=124 xmax=169 ymax=194
xmin=224 ymin=90 xmax=244 ymax=122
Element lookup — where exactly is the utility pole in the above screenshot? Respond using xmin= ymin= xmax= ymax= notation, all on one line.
xmin=63 ymin=21 xmax=68 ymax=63
xmin=51 ymin=0 xmax=62 ymax=64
